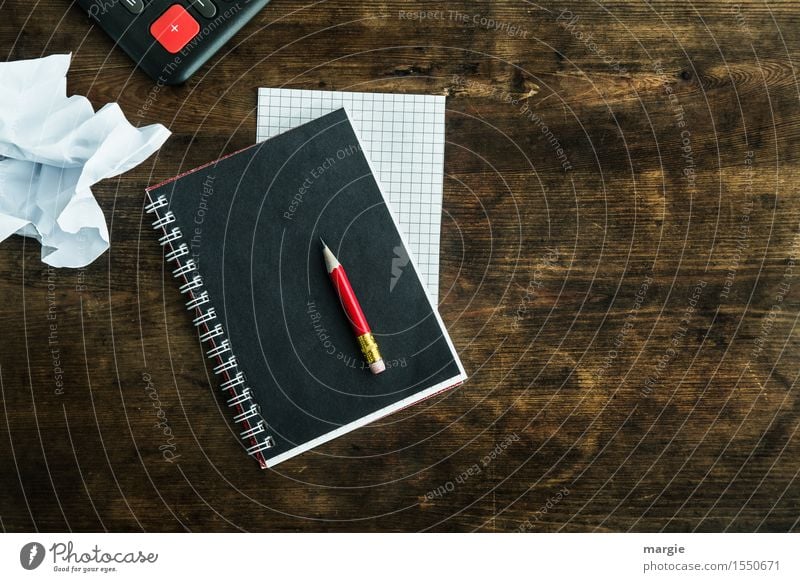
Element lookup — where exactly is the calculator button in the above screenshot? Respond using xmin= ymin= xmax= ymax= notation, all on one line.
xmin=150 ymin=5 xmax=200 ymax=54
xmin=120 ymin=0 xmax=144 ymax=14
xmin=191 ymin=0 xmax=217 ymax=18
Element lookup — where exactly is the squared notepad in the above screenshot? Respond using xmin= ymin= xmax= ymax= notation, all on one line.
xmin=257 ymin=88 xmax=445 ymax=303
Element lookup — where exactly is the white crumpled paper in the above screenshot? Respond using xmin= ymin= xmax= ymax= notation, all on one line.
xmin=0 ymin=54 xmax=170 ymax=267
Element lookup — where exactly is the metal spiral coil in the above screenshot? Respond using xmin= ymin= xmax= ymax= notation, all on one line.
xmin=145 ymin=193 xmax=275 ymax=462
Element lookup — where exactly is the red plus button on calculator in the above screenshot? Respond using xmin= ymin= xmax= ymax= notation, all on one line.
xmin=150 ymin=5 xmax=200 ymax=54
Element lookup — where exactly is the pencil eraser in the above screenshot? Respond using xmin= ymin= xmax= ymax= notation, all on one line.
xmin=370 ymin=359 xmax=386 ymax=375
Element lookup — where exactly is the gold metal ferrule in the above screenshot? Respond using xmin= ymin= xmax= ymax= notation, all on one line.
xmin=356 ymin=332 xmax=382 ymax=365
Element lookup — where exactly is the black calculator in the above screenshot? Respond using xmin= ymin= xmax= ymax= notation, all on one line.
xmin=77 ymin=0 xmax=272 ymax=84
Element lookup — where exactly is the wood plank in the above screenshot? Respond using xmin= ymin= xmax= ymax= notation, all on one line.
xmin=0 ymin=0 xmax=798 ymax=532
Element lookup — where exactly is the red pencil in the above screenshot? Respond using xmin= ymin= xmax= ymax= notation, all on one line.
xmin=321 ymin=238 xmax=385 ymax=375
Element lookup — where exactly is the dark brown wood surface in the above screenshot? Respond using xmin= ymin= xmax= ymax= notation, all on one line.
xmin=1 ymin=0 xmax=798 ymax=532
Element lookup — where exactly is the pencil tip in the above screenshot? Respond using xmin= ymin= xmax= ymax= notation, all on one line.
xmin=321 ymin=239 xmax=339 ymax=272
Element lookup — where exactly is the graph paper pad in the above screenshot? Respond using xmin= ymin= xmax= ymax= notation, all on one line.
xmin=257 ymin=88 xmax=445 ymax=303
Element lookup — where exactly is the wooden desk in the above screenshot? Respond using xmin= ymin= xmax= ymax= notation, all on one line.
xmin=1 ymin=1 xmax=798 ymax=532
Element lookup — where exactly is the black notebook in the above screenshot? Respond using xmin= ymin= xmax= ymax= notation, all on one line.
xmin=145 ymin=108 xmax=466 ymax=468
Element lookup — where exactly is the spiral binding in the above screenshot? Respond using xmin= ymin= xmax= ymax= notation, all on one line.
xmin=145 ymin=193 xmax=276 ymax=463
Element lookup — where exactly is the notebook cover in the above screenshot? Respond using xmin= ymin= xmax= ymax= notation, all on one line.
xmin=146 ymin=108 xmax=466 ymax=468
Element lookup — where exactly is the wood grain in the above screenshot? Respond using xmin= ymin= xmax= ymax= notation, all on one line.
xmin=1 ymin=0 xmax=799 ymax=532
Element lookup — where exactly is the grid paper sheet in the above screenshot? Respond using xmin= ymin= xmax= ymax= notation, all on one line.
xmin=257 ymin=88 xmax=445 ymax=303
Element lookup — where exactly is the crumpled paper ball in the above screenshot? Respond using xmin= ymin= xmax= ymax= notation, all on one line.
xmin=0 ymin=53 xmax=170 ymax=267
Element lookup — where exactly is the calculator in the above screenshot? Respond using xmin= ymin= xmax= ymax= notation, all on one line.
xmin=77 ymin=0 xmax=272 ymax=85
